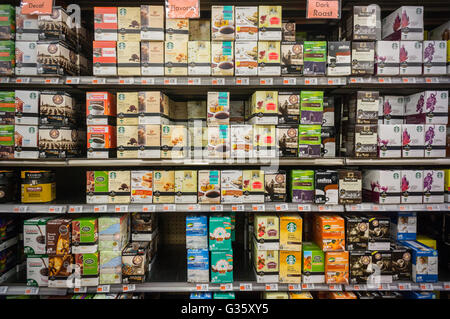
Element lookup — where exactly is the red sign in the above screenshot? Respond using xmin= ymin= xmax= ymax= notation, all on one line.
xmin=307 ymin=0 xmax=340 ymax=19
xmin=166 ymin=0 xmax=200 ymax=19
xmin=20 ymin=0 xmax=54 ymax=15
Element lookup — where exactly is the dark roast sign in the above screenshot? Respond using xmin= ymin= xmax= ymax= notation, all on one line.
xmin=307 ymin=0 xmax=341 ymax=19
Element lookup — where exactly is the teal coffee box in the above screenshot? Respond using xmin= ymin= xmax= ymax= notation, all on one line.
xmin=209 ymin=215 xmax=232 ymax=250
xmin=211 ymin=249 xmax=233 ymax=283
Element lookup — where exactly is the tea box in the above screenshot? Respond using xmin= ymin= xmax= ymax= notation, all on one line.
xmin=302 ymin=242 xmax=325 ymax=284
xmin=253 ymin=214 xmax=279 ymax=250
xmin=48 ymin=255 xmax=74 ymax=287
xmin=24 ymin=217 xmax=53 ymax=255
xmin=15 ymin=41 xmax=38 ymax=76
xmin=289 ymin=292 xmax=313 ymax=299
xmin=253 ymin=240 xmax=279 ymax=283
xmin=37 ymin=41 xmax=77 ymax=75
xmin=258 ymin=6 xmax=282 ymax=41
xmin=161 ymin=125 xmax=187 ymax=159
xmin=303 ymin=41 xmax=327 ymax=75
xmin=211 ymin=6 xmax=235 ymax=41
xmin=327 ymin=41 xmax=351 ymax=76
xmin=235 ymin=7 xmax=258 ymax=41
xmin=249 ymin=91 xmax=278 ymax=125
xmin=14 ymin=90 xmax=38 ymax=126
xmin=279 ymin=214 xmax=302 ymax=251
xmin=220 ymin=170 xmax=243 ymax=203
xmin=39 ymin=91 xmax=76 ymax=126
xmin=321 ymin=126 xmax=336 ymax=157
xmin=207 ymin=91 xmax=230 ymax=125
xmin=21 ymin=170 xmax=56 ymax=203
xmin=258 ymin=41 xmax=281 ymax=76
xmin=211 ymin=250 xmax=233 ymax=283
xmin=392 ymin=212 xmax=417 ymax=241
xmin=281 ymin=42 xmax=303 ymax=75
xmin=46 ymin=219 xmax=71 ymax=256
xmin=351 ymin=42 xmax=374 ymax=75
xmin=86 ymin=92 xmax=116 ymax=126
xmin=87 ymin=126 xmax=116 ymax=159
xmin=382 ymin=6 xmax=424 ymax=40
xmin=209 ymin=215 xmax=232 ymax=250
xmin=230 ymin=124 xmax=252 ymax=158
xmin=189 ymin=19 xmax=210 ymax=41
xmin=74 ymin=252 xmax=99 ymax=286
xmin=93 ymin=41 xmax=117 ymax=76
xmin=423 ymin=41 xmax=447 ymax=75
xmin=0 ymin=40 xmax=14 ymax=75
xmin=423 ymin=170 xmax=444 ymax=203
xmin=300 ymin=91 xmax=324 ymax=125
xmin=211 ymin=41 xmax=234 ymax=76
xmin=264 ymin=171 xmax=287 ymax=202
xmin=175 ymin=170 xmax=198 ymax=204
xmin=282 ymin=22 xmax=296 ymax=42
xmin=362 ymin=170 xmax=401 ymax=204
xmin=375 ymin=41 xmax=400 ymax=75
xmin=0 ymin=92 xmax=14 ymax=125
xmin=186 ymin=216 xmax=208 ymax=249
xmin=187 ymin=249 xmax=209 ymax=282
xmin=14 ymin=125 xmax=38 ymax=159
xmin=94 ymin=7 xmax=118 ymax=41
xmin=399 ymin=41 xmax=423 ymax=75
xmin=234 ymin=41 xmax=258 ymax=76
xmin=86 ymin=171 xmax=109 ymax=204
xmin=401 ymin=241 xmax=438 ymax=283
xmin=99 ymin=250 xmax=122 ymax=284
xmin=401 ymin=170 xmax=423 ymax=204
xmin=198 ymin=170 xmax=221 ymax=204
xmin=98 ymin=214 xmax=129 ymax=251
xmin=164 ymin=41 xmax=188 ymax=76
xmin=424 ymin=124 xmax=446 ymax=158
xmin=279 ymin=251 xmax=302 ymax=284
xmin=314 ymin=215 xmax=346 ymax=251
xmin=350 ymin=5 xmax=381 ymax=41
xmin=325 ymin=251 xmax=349 ymax=284
xmin=278 ymin=92 xmax=299 ymax=124
xmin=141 ymin=41 xmax=164 ymax=76
xmin=291 ymin=170 xmax=314 ymax=204
xmin=117 ymin=41 xmax=140 ymax=76
xmin=214 ymin=292 xmax=235 ymax=299
xmin=402 ymin=124 xmax=425 ymax=157
xmin=405 ymin=91 xmax=448 ymax=125
xmin=298 ymin=125 xmax=321 ymax=158
xmin=315 ymin=170 xmax=339 ymax=205
xmin=263 ymin=292 xmax=288 ymax=299
xmin=380 ymin=95 xmax=404 ymax=125
xmin=188 ymin=41 xmax=211 ymax=76
xmin=367 ymin=216 xmax=391 ymax=251
xmin=117 ymin=7 xmax=141 ymax=41
xmin=277 ymin=125 xmax=298 ymax=157
xmin=26 ymin=255 xmax=49 ymax=287
xmin=243 ymin=170 xmax=265 ymax=203
xmin=131 ymin=212 xmax=157 ymax=241
xmin=130 ymin=171 xmax=153 ymax=203
xmin=153 ymin=170 xmax=175 ymax=204
xmin=391 ymin=242 xmax=413 ymax=281
xmin=338 ymin=170 xmax=362 ymax=204
xmin=344 ymin=215 xmax=369 ymax=251
xmin=122 ymin=242 xmax=150 ymax=283
xmin=72 ymin=217 xmax=98 ymax=254
xmin=108 ymin=170 xmax=130 ymax=204
xmin=140 ymin=5 xmax=164 ymax=41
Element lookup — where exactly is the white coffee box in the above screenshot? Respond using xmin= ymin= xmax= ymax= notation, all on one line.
xmin=402 ymin=124 xmax=424 ymax=158
xmin=423 ymin=41 xmax=447 ymax=75
xmin=378 ymin=124 xmax=402 ymax=158
xmin=15 ymin=90 xmax=39 ymax=125
xmin=423 ymin=170 xmax=445 ymax=203
xmin=14 ymin=125 xmax=39 ymax=159
xmin=234 ymin=41 xmax=258 ymax=76
xmin=399 ymin=41 xmax=423 ymax=75
xmin=424 ymin=124 xmax=446 ymax=158
xmin=221 ymin=170 xmax=243 ymax=203
xmin=380 ymin=96 xmax=404 ymax=125
xmin=401 ymin=170 xmax=423 ymax=204
xmin=375 ymin=41 xmax=400 ymax=75
xmin=230 ymin=124 xmax=253 ymax=158
xmin=382 ymin=6 xmax=424 ymax=40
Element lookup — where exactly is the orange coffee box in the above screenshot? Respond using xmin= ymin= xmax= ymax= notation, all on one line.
xmin=329 ymin=292 xmax=357 ymax=299
xmin=86 ymin=92 xmax=116 ymax=126
xmin=87 ymin=125 xmax=117 ymax=159
xmin=325 ymin=251 xmax=349 ymax=285
xmin=314 ymin=215 xmax=345 ymax=251
xmin=94 ymin=7 xmax=118 ymax=41
xmin=93 ymin=41 xmax=117 ymax=76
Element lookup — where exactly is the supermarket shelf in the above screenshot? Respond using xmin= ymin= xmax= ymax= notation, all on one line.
xmin=0 ymin=204 xmax=67 ymax=214
xmin=0 ymin=236 xmax=18 ymax=253
xmin=346 ymin=203 xmax=450 ymax=212
xmin=345 ymin=158 xmax=450 ymax=166
xmin=0 ymin=284 xmax=67 ymax=296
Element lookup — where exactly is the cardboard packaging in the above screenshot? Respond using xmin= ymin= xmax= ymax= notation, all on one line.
xmin=258 ymin=6 xmax=282 ymax=41
xmin=208 ymin=125 xmax=230 ymax=159
xmin=0 ymin=40 xmax=14 ymax=75
xmin=164 ymin=41 xmax=188 ymax=76
xmin=209 ymin=215 xmax=232 ymax=251
xmin=14 ymin=125 xmax=38 ymax=159
xmin=300 ymin=91 xmax=324 ymax=125
xmin=402 ymin=124 xmax=425 ymax=157
xmin=186 ymin=216 xmax=208 ymax=249
xmin=315 ymin=170 xmax=339 ymax=205
xmin=354 ymin=124 xmax=378 ymax=158
xmin=27 ymin=255 xmax=49 ymax=287
xmin=351 ymin=5 xmax=381 ymax=41
xmin=189 ymin=19 xmax=210 ymax=41
xmin=321 ymin=126 xmax=336 ymax=157
xmin=382 ymin=6 xmax=424 ymax=41
xmin=107 ymin=171 xmax=130 ymax=204
xmin=86 ymin=92 xmax=116 ymax=126
xmin=130 ymin=170 xmax=153 ymax=203
xmin=258 ymin=41 xmax=281 ymax=76
xmin=344 ymin=215 xmax=369 ymax=251
xmin=264 ymin=171 xmax=287 ymax=202
xmin=369 ymin=250 xmax=393 ymax=283
xmin=230 ymin=100 xmax=245 ymax=124
xmin=15 ymin=90 xmax=39 ymax=126
xmin=392 ymin=212 xmax=417 ymax=241
xmin=117 ymin=41 xmax=140 ymax=76
xmin=0 ymin=91 xmax=14 ymax=125
xmin=116 ymin=125 xmax=139 ymax=158
xmin=175 ymin=170 xmax=198 ymax=204
xmin=48 ymin=255 xmax=74 ymax=287
xmin=291 ymin=170 xmax=315 ymax=204
xmin=187 ymin=249 xmax=209 ymax=282
xmin=86 ymin=171 xmax=109 ymax=204
xmin=399 ymin=41 xmax=423 ymax=75
xmin=298 ymin=124 xmax=321 ymax=158
xmin=303 ymin=41 xmax=327 ymax=75
xmin=325 ymin=251 xmax=349 ymax=284
xmin=153 ymin=170 xmax=175 ymax=203
xmin=367 ymin=216 xmax=391 ymax=251
xmin=445 ymin=169 xmax=450 ymax=202
xmin=424 ymin=124 xmax=446 ymax=158
xmin=243 ymin=170 xmax=265 ymax=203
xmin=198 ymin=170 xmax=221 ymax=204
xmin=211 ymin=250 xmax=233 ymax=283
xmin=140 ymin=5 xmax=164 ymax=41
xmin=39 ymin=91 xmax=76 ymax=126
xmin=235 ymin=7 xmax=258 ymax=41
xmin=165 ymin=18 xmax=189 ymax=42
xmin=302 ymin=242 xmax=325 ymax=284
xmin=327 ymin=41 xmax=351 ymax=76
xmin=187 ymin=41 xmax=211 ymax=76
xmin=253 ymin=125 xmax=276 ymax=158
xmin=220 ymin=170 xmax=243 ymax=204
xmin=15 ymin=6 xmax=38 ymax=41
xmin=234 ymin=41 xmax=258 ymax=76
xmin=24 ymin=217 xmax=53 ymax=255
xmin=281 ymin=42 xmax=303 ymax=75
xmin=278 ymin=92 xmax=299 ymax=124
xmin=391 ymin=242 xmax=412 ymax=282
xmin=131 ymin=212 xmax=157 ymax=241
xmin=279 ymin=214 xmax=302 ymax=251
xmin=378 ymin=124 xmax=402 ymax=158
xmin=401 ymin=170 xmax=423 ymax=204
xmin=211 ymin=41 xmax=234 ymax=76
xmin=37 ymin=40 xmax=78 ymax=75
xmin=117 ymin=7 xmax=141 ymax=41
xmin=188 ymin=124 xmax=208 ymax=159
xmin=423 ymin=41 xmax=447 ymax=75
xmin=253 ymin=240 xmax=279 ymax=283
xmin=93 ymin=41 xmax=117 ymax=76
xmin=74 ymin=253 xmax=99 ymax=286
xmin=94 ymin=7 xmax=118 ymax=41
xmin=99 ymin=250 xmax=122 ymax=284
xmin=349 ymin=251 xmax=373 ymax=283
xmin=230 ymin=124 xmax=252 ymax=158
xmin=137 ymin=124 xmax=161 ymax=158
xmin=88 ymin=125 xmax=115 ymax=160
xmin=15 ymin=41 xmax=38 ymax=76
xmin=141 ymin=41 xmax=164 ymax=76
xmin=46 ymin=219 xmax=71 ymax=256
xmin=211 ymin=6 xmax=235 ymax=41
xmin=37 ymin=7 xmax=76 ymax=46
xmin=253 ymin=213 xmax=279 ymax=250
xmin=423 ymin=170 xmax=444 ymax=203
xmin=314 ymin=215 xmax=346 ymax=251
xmin=38 ymin=127 xmax=79 ymax=159
xmin=279 ymin=251 xmax=302 ymax=284
xmin=160 ymin=125 xmax=186 ymax=159
xmin=429 ymin=20 xmax=450 ymax=40
xmin=138 ymin=91 xmax=170 ymax=125
xmin=405 ymin=91 xmax=448 ymax=125
xmin=121 ymin=242 xmax=151 ymax=284
xmin=380 ymin=95 xmax=404 ymax=125
xmin=187 ymin=101 xmax=207 ymax=121
xmin=249 ymin=91 xmax=278 ymax=125
xmin=277 ymin=125 xmax=298 ymax=157
xmin=375 ymin=41 xmax=400 ymax=75
xmin=282 ymin=22 xmax=296 ymax=42
xmin=338 ymin=170 xmax=362 ymax=204
xmin=21 ymin=170 xmax=56 ymax=203
xmin=98 ymin=214 xmax=129 ymax=251
xmin=363 ymin=170 xmax=401 ymax=204
xmin=351 ymin=42 xmax=375 ymax=75
xmin=401 ymin=241 xmax=438 ymax=283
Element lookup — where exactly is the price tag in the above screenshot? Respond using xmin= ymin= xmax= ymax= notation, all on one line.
xmin=297 ymin=205 xmax=311 ymax=212
xmin=379 ymin=284 xmax=390 ymax=291
xmin=0 ymin=77 xmax=10 ymax=83
xmin=74 ymin=287 xmax=87 ymax=293
xmin=328 ymin=284 xmax=342 ymax=291
xmin=196 ymin=284 xmax=209 ymax=291
xmin=259 ymin=78 xmax=273 ymax=85
xmin=265 ymin=284 xmax=278 ymax=291
xmin=398 ymin=283 xmax=411 ymax=291
xmin=211 ymin=78 xmax=225 ymax=85
xmin=350 ymin=77 xmax=357 ymax=83
xmin=119 ymin=77 xmax=134 ymax=84
xmin=97 ymin=285 xmax=110 ymax=293
xmin=24 ymin=287 xmax=39 ymax=295
xmin=94 ymin=205 xmax=107 ymax=213
xmin=378 ymin=77 xmax=385 ymax=83
xmin=372 ymin=205 xmax=380 ymax=212
xmin=402 ymin=77 xmax=416 ymax=83
xmin=353 ymin=284 xmax=367 ymax=291
xmin=188 ymin=78 xmax=201 ymax=85
xmin=123 ymin=284 xmax=135 ymax=292
xmin=16 ymin=77 xmax=30 ymax=83
xmin=399 ymin=205 xmax=406 ymax=211
xmin=44 ymin=78 xmax=59 ymax=84
xmin=69 ymin=206 xmax=83 ymax=213
xmin=0 ymin=286 xmax=8 ymax=294
xmin=232 ymin=205 xmax=244 ymax=212
xmin=327 ymin=78 xmax=340 ymax=85
xmin=304 ymin=78 xmax=318 ymax=85
xmin=141 ymin=78 xmax=155 ymax=85
xmin=443 ymin=282 xmax=450 ymax=290
xmin=425 ymin=77 xmax=433 ymax=83
xmin=236 ymin=78 xmax=249 ymax=85
xmin=239 ymin=283 xmax=252 ymax=291
xmin=13 ymin=206 xmax=28 ymax=213
xmin=283 ymin=78 xmax=296 ymax=85
xmin=164 ymin=78 xmax=177 ymax=85
xmin=318 ymin=205 xmax=326 ymax=211
xmin=115 ymin=205 xmax=128 ymax=213
xmin=188 ymin=204 xmax=201 ymax=211
xmin=48 ymin=206 xmax=63 ymax=213
xmin=420 ymin=283 xmax=433 ymax=291
xmin=92 ymin=78 xmax=106 ymax=84
xmin=163 ymin=204 xmax=176 ymax=212
xmin=276 ymin=204 xmax=289 ymax=211
xmin=252 ymin=204 xmax=265 ymax=212
xmin=288 ymin=284 xmax=301 ymax=291
xmin=142 ymin=205 xmax=155 ymax=212
xmin=65 ymin=77 xmax=80 ymax=84
xmin=220 ymin=283 xmax=233 ymax=291
xmin=302 ymin=283 xmax=314 ymax=290
xmin=210 ymin=205 xmax=223 ymax=212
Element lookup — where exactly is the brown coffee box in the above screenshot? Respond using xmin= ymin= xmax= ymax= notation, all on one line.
xmin=117 ymin=92 xmax=139 ymax=125
xmin=265 ymin=171 xmax=287 ymax=202
xmin=117 ymin=41 xmax=141 ymax=76
xmin=46 ymin=219 xmax=72 ymax=256
xmin=117 ymin=125 xmax=139 ymax=158
xmin=140 ymin=5 xmax=164 ymax=41
xmin=338 ymin=170 xmax=362 ymax=204
xmin=138 ymin=91 xmax=170 ymax=125
xmin=118 ymin=7 xmax=141 ymax=41
xmin=354 ymin=124 xmax=377 ymax=158
xmin=48 ymin=254 xmax=74 ymax=287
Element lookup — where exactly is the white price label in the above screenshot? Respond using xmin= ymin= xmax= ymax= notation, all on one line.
xmin=13 ymin=206 xmax=27 ymax=213
xmin=16 ymin=77 xmax=30 ymax=84
xmin=118 ymin=77 xmax=134 ymax=84
xmin=220 ymin=283 xmax=233 ymax=291
xmin=123 ymin=284 xmax=135 ymax=292
xmin=398 ymin=283 xmax=411 ymax=291
xmin=399 ymin=205 xmax=407 ymax=211
xmin=252 ymin=204 xmax=265 ymax=212
xmin=24 ymin=287 xmax=39 ymax=295
xmin=163 ymin=204 xmax=176 ymax=212
xmin=74 ymin=286 xmax=87 ymax=293
xmin=352 ymin=284 xmax=367 ymax=291
xmin=94 ymin=205 xmax=107 ymax=213
xmin=164 ymin=78 xmax=178 ymax=85
xmin=283 ymin=78 xmax=296 ymax=85
xmin=236 ymin=77 xmax=249 ymax=85
xmin=65 ymin=77 xmax=80 ymax=84
xmin=188 ymin=78 xmax=201 ymax=85
xmin=210 ymin=205 xmax=223 ymax=212
xmin=265 ymin=284 xmax=278 ymax=291
xmin=402 ymin=77 xmax=416 ymax=83
xmin=141 ymin=78 xmax=155 ymax=85
xmin=327 ymin=78 xmax=341 ymax=85
xmin=420 ymin=283 xmax=433 ymax=291
xmin=304 ymin=78 xmax=318 ymax=85
xmin=328 ymin=284 xmax=342 ymax=291
xmin=288 ymin=284 xmax=301 ymax=291
xmin=196 ymin=284 xmax=209 ymax=291
xmin=48 ymin=206 xmax=63 ymax=213
xmin=69 ymin=206 xmax=83 ymax=213
xmin=361 ymin=203 xmax=372 ymax=210
xmin=0 ymin=286 xmax=8 ymax=294
xmin=301 ymin=283 xmax=314 ymax=290
xmin=232 ymin=205 xmax=244 ymax=212
xmin=259 ymin=78 xmax=273 ymax=85
xmin=443 ymin=282 xmax=450 ymax=290
xmin=239 ymin=283 xmax=252 ymax=291
xmin=142 ymin=205 xmax=155 ymax=212
xmin=211 ymin=78 xmax=225 ymax=85
xmin=0 ymin=77 xmax=10 ymax=83
xmin=97 ymin=285 xmax=110 ymax=293
xmin=115 ymin=205 xmax=128 ymax=212
xmin=92 ymin=78 xmax=106 ymax=84
xmin=275 ymin=204 xmax=289 ymax=211
xmin=45 ymin=78 xmax=59 ymax=84
xmin=188 ymin=204 xmax=201 ymax=211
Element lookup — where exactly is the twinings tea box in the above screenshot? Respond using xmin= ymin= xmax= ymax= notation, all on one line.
xmin=46 ymin=219 xmax=71 ymax=256
xmin=117 ymin=92 xmax=139 ymax=125
xmin=187 ymin=249 xmax=209 ymax=282
xmin=351 ymin=5 xmax=381 ymax=41
xmin=26 ymin=255 xmax=49 ymax=287
xmin=375 ymin=41 xmax=400 ymax=75
xmin=117 ymin=41 xmax=140 ymax=76
xmin=24 ymin=217 xmax=53 ymax=255
xmin=249 ymin=91 xmax=278 ymax=125
xmin=207 ymin=92 xmax=230 ymax=125
xmin=325 ymin=251 xmax=349 ymax=285
xmin=208 ymin=125 xmax=230 ymax=159
xmin=188 ymin=41 xmax=211 ymax=76
xmin=221 ymin=170 xmax=243 ymax=204
xmin=137 ymin=124 xmax=160 ymax=158
xmin=382 ymin=6 xmax=424 ymax=41
xmin=378 ymin=124 xmax=402 ymax=158
xmin=116 ymin=125 xmax=138 ymax=158
xmin=352 ymin=42 xmax=375 ymax=75
xmin=138 ymin=91 xmax=170 ymax=125
xmin=423 ymin=170 xmax=444 ymax=204
xmin=230 ymin=124 xmax=252 ymax=158
xmin=175 ymin=170 xmax=198 ymax=204
xmin=98 ymin=214 xmax=129 ymax=251
xmin=117 ymin=7 xmax=141 ymax=41
xmin=234 ymin=41 xmax=258 ymax=76
xmin=399 ymin=41 xmax=423 ymax=75
xmin=401 ymin=170 xmax=423 ymax=204
xmin=211 ymin=250 xmax=233 ymax=283
xmin=289 ymin=292 xmax=313 ymax=299
xmin=15 ymin=41 xmax=38 ymax=76
xmin=279 ymin=214 xmax=302 ymax=251
xmin=423 ymin=41 xmax=447 ymax=75
xmin=141 ymin=41 xmax=164 ymax=76
xmin=93 ymin=41 xmax=117 ymax=76
xmin=363 ymin=170 xmax=401 ymax=204
xmin=243 ymin=170 xmax=264 ymax=203
xmin=258 ymin=41 xmax=281 ymax=76
xmin=277 ymin=125 xmax=298 ymax=157
xmin=86 ymin=92 xmax=116 ymax=126
xmin=279 ymin=251 xmax=302 ymax=284
xmin=189 ymin=19 xmax=210 ymax=41
xmin=402 ymin=124 xmax=425 ymax=157
xmin=315 ymin=170 xmax=339 ymax=205
xmin=164 ymin=41 xmax=188 ymax=76
xmin=211 ymin=41 xmax=234 ymax=76
xmin=303 ymin=41 xmax=327 ymax=75
xmin=300 ymin=91 xmax=324 ymax=125
xmin=425 ymin=124 xmax=446 ymax=158
xmin=278 ymin=92 xmax=299 ymax=124
xmin=211 ymin=6 xmax=235 ymax=41
xmin=380 ymin=95 xmax=404 ymax=125
xmin=161 ymin=125 xmax=187 ymax=159
xmin=94 ymin=7 xmax=118 ymax=41
xmin=198 ymin=170 xmax=221 ymax=204
xmin=298 ymin=124 xmax=321 ymax=158
xmin=86 ymin=171 xmax=109 ymax=204
xmin=338 ymin=170 xmax=362 ymax=204
xmin=153 ymin=170 xmax=175 ymax=203
xmin=108 ymin=170 xmax=131 ymax=204
xmin=281 ymin=42 xmax=303 ymax=75
xmin=253 ymin=241 xmax=279 ymax=283
xmin=235 ymin=7 xmax=258 ymax=41
xmin=354 ymin=124 xmax=378 ymax=158
xmin=302 ymin=242 xmax=325 ymax=284
xmin=165 ymin=18 xmax=189 ymax=42
xmin=258 ymin=6 xmax=282 ymax=41
xmin=253 ymin=125 xmax=276 ymax=158
xmin=140 ymin=5 xmax=164 ymax=41
xmin=209 ymin=215 xmax=232 ymax=251
xmin=263 ymin=292 xmax=288 ymax=299
xmin=264 ymin=171 xmax=287 ymax=202
xmin=14 ymin=125 xmax=38 ymax=159
xmin=291 ymin=170 xmax=314 ymax=203
xmin=405 ymin=91 xmax=448 ymax=125
xmin=327 ymin=41 xmax=351 ymax=76
xmin=130 ymin=170 xmax=153 ymax=203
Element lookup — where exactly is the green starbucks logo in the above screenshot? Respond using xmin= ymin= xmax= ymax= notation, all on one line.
xmin=441 ymin=93 xmax=447 ymax=99
xmin=119 ymin=8 xmax=127 ymax=15
xmin=417 ymin=126 xmax=423 ymax=132
xmin=438 ymin=172 xmax=443 ymax=178
xmin=416 ymin=172 xmax=422 ymax=178
xmin=118 ymin=42 xmax=126 ymax=50
xmin=29 ymin=43 xmax=35 ymax=49
xmin=118 ymin=94 xmax=125 ymax=100
xmin=439 ymin=126 xmax=445 ymax=132
xmin=30 ymin=92 xmax=36 ymax=99
xmin=392 ymin=43 xmax=398 ymax=49
xmin=394 ymin=126 xmax=400 ymax=133
xmin=440 ymin=42 xmax=445 ymax=49
xmin=415 ymin=42 xmax=421 ymax=49
xmin=29 ymin=127 xmax=35 ymax=133
xmin=287 ymin=222 xmax=297 ymax=233
xmin=155 ymin=172 xmax=162 ymax=179
xmin=394 ymin=173 xmax=399 ymax=179
xmin=118 ymin=127 xmax=125 ymax=133
xmin=163 ymin=126 xmax=170 ymax=134
xmin=110 ymin=172 xmax=116 ymax=178
xmin=286 ymin=255 xmax=296 ymax=265
xmin=166 ymin=42 xmax=174 ymax=50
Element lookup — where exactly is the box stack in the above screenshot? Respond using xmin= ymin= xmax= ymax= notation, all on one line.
xmin=0 ymin=5 xmax=15 ymax=75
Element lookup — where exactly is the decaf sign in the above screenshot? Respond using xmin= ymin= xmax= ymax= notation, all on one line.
xmin=20 ymin=0 xmax=54 ymax=15
xmin=307 ymin=0 xmax=340 ymax=19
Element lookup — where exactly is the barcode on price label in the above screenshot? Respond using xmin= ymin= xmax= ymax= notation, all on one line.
xmin=74 ymin=287 xmax=87 ymax=293
xmin=92 ymin=78 xmax=106 ymax=84
xmin=97 ymin=285 xmax=110 ymax=293
xmin=188 ymin=78 xmax=201 ymax=85
xmin=0 ymin=77 xmax=10 ymax=83
xmin=48 ymin=206 xmax=63 ymax=213
xmin=420 ymin=284 xmax=433 ymax=291
xmin=66 ymin=77 xmax=80 ymax=84
xmin=123 ymin=284 xmax=135 ymax=292
xmin=443 ymin=282 xmax=450 ymax=290
xmin=240 ymin=283 xmax=252 ymax=291
xmin=260 ymin=78 xmax=273 ymax=85
xmin=25 ymin=287 xmax=39 ymax=295
xmin=142 ymin=205 xmax=155 ymax=212
xmin=13 ymin=206 xmax=27 ymax=213
xmin=16 ymin=77 xmax=30 ymax=83
xmin=196 ymin=284 xmax=209 ymax=291
xmin=115 ymin=205 xmax=128 ymax=212
xmin=0 ymin=286 xmax=8 ymax=294
xmin=402 ymin=77 xmax=416 ymax=83
xmin=236 ymin=78 xmax=249 ymax=85
xmin=119 ymin=77 xmax=134 ymax=84
xmin=276 ymin=204 xmax=289 ymax=211
xmin=164 ymin=78 xmax=177 ymax=85
xmin=163 ymin=204 xmax=176 ymax=212
xmin=45 ymin=78 xmax=59 ymax=84
xmin=232 ymin=205 xmax=244 ymax=212
xmin=94 ymin=205 xmax=107 ymax=212
xmin=329 ymin=285 xmax=342 ymax=291
xmin=265 ymin=284 xmax=278 ymax=291
xmin=398 ymin=283 xmax=411 ymax=290
xmin=302 ymin=283 xmax=314 ymax=290
xmin=188 ymin=205 xmax=201 ymax=211
xmin=220 ymin=283 xmax=233 ymax=291
xmin=304 ymin=78 xmax=318 ymax=85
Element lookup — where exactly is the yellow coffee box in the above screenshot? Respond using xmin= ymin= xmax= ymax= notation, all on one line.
xmin=21 ymin=170 xmax=56 ymax=203
xmin=251 ymin=91 xmax=279 ymax=117
xmin=417 ymin=235 xmax=437 ymax=250
xmin=263 ymin=292 xmax=288 ymax=299
xmin=175 ymin=170 xmax=198 ymax=204
xmin=164 ymin=41 xmax=188 ymax=76
xmin=165 ymin=18 xmax=189 ymax=42
xmin=289 ymin=292 xmax=313 ymax=299
xmin=445 ymin=169 xmax=450 ymax=202
xmin=254 ymin=213 xmax=279 ymax=242
xmin=253 ymin=239 xmax=279 ymax=283
xmin=279 ymin=250 xmax=302 ymax=284
xmin=108 ymin=170 xmax=131 ymax=204
xmin=117 ymin=92 xmax=139 ymax=125
xmin=116 ymin=125 xmax=139 ymax=158
xmin=153 ymin=170 xmax=175 ymax=203
xmin=118 ymin=7 xmax=141 ymax=41
xmin=279 ymin=213 xmax=302 ymax=251
xmin=257 ymin=41 xmax=281 ymax=76
xmin=117 ymin=41 xmax=141 ymax=76
xmin=253 ymin=125 xmax=277 ymax=158
xmin=243 ymin=170 xmax=265 ymax=203
xmin=258 ymin=5 xmax=282 ymax=41
xmin=161 ymin=125 xmax=187 ymax=159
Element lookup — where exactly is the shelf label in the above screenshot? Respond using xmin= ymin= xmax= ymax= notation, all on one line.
xmin=399 ymin=205 xmax=407 ymax=211
xmin=94 ymin=205 xmax=107 ymax=213
xmin=265 ymin=284 xmax=278 ymax=291
xmin=420 ymin=283 xmax=433 ymax=291
xmin=97 ymin=285 xmax=110 ymax=293
xmin=236 ymin=77 xmax=249 ymax=85
xmin=13 ymin=206 xmax=27 ymax=213
xmin=24 ymin=287 xmax=39 ymax=295
xmin=188 ymin=78 xmax=201 ymax=85
xmin=232 ymin=205 xmax=244 ymax=212
xmin=220 ymin=283 xmax=233 ymax=291
xmin=210 ymin=205 xmax=223 ymax=212
xmin=74 ymin=286 xmax=87 ymax=293
xmin=115 ymin=205 xmax=128 ymax=213
xmin=259 ymin=78 xmax=273 ymax=85
xmin=16 ymin=77 xmax=30 ymax=83
xmin=276 ymin=204 xmax=289 ymax=211
xmin=298 ymin=205 xmax=311 ymax=212
xmin=352 ymin=284 xmax=367 ymax=291
xmin=301 ymin=283 xmax=314 ymax=290
xmin=141 ymin=78 xmax=155 ymax=85
xmin=327 ymin=78 xmax=341 ymax=85
xmin=0 ymin=286 xmax=8 ymax=294
xmin=239 ymin=283 xmax=252 ymax=291
xmin=163 ymin=204 xmax=176 ymax=212
xmin=142 ymin=205 xmax=155 ymax=212
xmin=397 ymin=283 xmax=411 ymax=291
xmin=252 ymin=204 xmax=265 ymax=212
xmin=188 ymin=204 xmax=201 ymax=211
xmin=0 ymin=77 xmax=10 ymax=83
xmin=443 ymin=282 xmax=450 ymax=290
xmin=307 ymin=0 xmax=340 ymax=19
xmin=283 ymin=78 xmax=296 ymax=85
xmin=402 ymin=77 xmax=416 ymax=83
xmin=304 ymin=78 xmax=318 ymax=85
xmin=288 ymin=284 xmax=301 ymax=291
xmin=45 ymin=78 xmax=59 ymax=84
xmin=65 ymin=77 xmax=80 ymax=84
xmin=196 ymin=284 xmax=209 ymax=291
xmin=119 ymin=77 xmax=134 ymax=84
xmin=164 ymin=78 xmax=178 ymax=85
xmin=48 ymin=206 xmax=63 ymax=213
xmin=123 ymin=284 xmax=135 ymax=292
xmin=211 ymin=78 xmax=225 ymax=85
xmin=69 ymin=206 xmax=83 ymax=213
xmin=328 ymin=284 xmax=342 ymax=291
